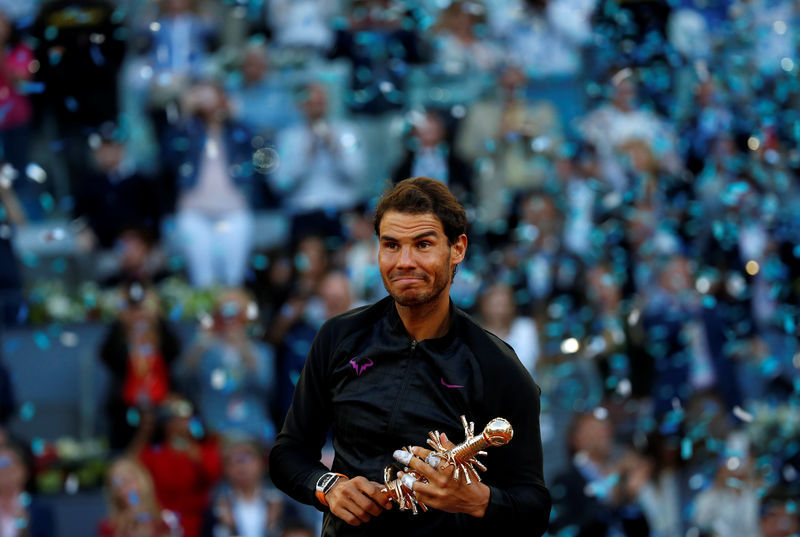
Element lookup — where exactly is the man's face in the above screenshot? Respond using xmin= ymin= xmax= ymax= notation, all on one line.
xmin=224 ymin=446 xmax=263 ymax=489
xmin=378 ymin=211 xmax=466 ymax=307
xmin=573 ymin=416 xmax=613 ymax=462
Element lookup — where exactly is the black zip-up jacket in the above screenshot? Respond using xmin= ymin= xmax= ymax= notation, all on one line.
xmin=269 ymin=296 xmax=550 ymax=536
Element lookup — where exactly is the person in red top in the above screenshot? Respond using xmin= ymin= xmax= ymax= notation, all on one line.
xmin=0 ymin=10 xmax=37 ymax=217
xmin=0 ymin=10 xmax=32 ymax=147
xmin=100 ymin=283 xmax=181 ymax=452
xmin=132 ymin=396 xmax=223 ymax=537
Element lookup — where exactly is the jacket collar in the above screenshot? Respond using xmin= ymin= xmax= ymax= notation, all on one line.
xmin=385 ymin=296 xmax=458 ymax=351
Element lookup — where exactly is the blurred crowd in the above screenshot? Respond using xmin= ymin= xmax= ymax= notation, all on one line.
xmin=0 ymin=0 xmax=800 ymax=536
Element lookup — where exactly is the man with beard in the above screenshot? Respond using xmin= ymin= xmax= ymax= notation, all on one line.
xmin=270 ymin=177 xmax=550 ymax=536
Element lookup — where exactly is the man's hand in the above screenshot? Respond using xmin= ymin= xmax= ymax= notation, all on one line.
xmin=326 ymin=476 xmax=392 ymax=526
xmin=397 ymin=433 xmax=491 ymax=517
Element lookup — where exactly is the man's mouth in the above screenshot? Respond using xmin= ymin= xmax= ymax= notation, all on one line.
xmin=391 ymin=273 xmax=428 ymax=283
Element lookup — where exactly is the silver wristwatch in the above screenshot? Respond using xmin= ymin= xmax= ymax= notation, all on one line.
xmin=315 ymin=472 xmax=344 ymax=501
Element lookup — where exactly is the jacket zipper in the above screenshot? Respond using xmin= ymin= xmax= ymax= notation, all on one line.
xmin=386 ymin=339 xmax=417 ymax=434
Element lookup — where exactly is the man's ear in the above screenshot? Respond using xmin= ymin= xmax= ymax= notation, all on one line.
xmin=451 ymin=234 xmax=467 ymax=265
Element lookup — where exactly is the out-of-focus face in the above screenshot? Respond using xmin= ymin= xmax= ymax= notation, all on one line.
xmin=378 ymin=211 xmax=466 ymax=308
xmin=587 ymin=266 xmax=621 ymax=310
xmin=479 ymin=284 xmax=515 ymax=326
xmin=760 ymin=504 xmax=800 ymax=537
xmin=500 ymin=67 xmax=525 ymax=94
xmin=612 ymin=77 xmax=637 ymax=110
xmin=214 ymin=290 xmax=251 ymax=329
xmin=572 ymin=416 xmax=613 ymax=462
xmin=94 ymin=142 xmax=124 ymax=173
xmin=520 ymin=195 xmax=559 ymax=237
xmin=318 ymin=273 xmax=352 ymax=318
xmin=224 ymin=444 xmax=263 ymax=490
xmin=414 ymin=113 xmax=446 ymax=148
xmin=303 ymin=85 xmax=327 ymax=122
xmin=109 ymin=462 xmax=146 ymax=509
xmin=116 ymin=231 xmax=150 ymax=271
xmin=296 ymin=236 xmax=328 ymax=280
xmin=190 ymin=83 xmax=228 ymax=123
xmin=242 ymin=50 xmax=268 ymax=84
xmin=660 ymin=257 xmax=692 ymax=293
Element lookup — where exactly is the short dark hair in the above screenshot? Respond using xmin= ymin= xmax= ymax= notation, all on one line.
xmin=373 ymin=177 xmax=467 ymax=244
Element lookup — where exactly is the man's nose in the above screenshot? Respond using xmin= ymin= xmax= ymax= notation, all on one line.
xmin=397 ymin=245 xmax=416 ymax=267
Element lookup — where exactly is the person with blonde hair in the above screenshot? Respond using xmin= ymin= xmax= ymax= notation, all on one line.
xmin=0 ymin=442 xmax=55 ymax=537
xmin=98 ymin=457 xmax=180 ymax=537
xmin=179 ymin=288 xmax=277 ymax=443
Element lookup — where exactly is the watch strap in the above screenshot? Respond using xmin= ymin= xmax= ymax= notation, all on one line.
xmin=315 ymin=472 xmax=348 ymax=507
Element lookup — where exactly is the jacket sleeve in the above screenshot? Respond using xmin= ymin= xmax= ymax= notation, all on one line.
xmin=268 ymin=320 xmax=336 ymax=509
xmin=474 ymin=343 xmax=551 ymax=536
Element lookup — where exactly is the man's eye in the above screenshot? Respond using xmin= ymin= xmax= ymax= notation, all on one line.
xmin=384 ymin=242 xmax=399 ymax=250
xmin=418 ymin=242 xmax=431 ymax=249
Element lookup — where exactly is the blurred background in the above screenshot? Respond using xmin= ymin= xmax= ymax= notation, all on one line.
xmin=0 ymin=0 xmax=799 ymax=536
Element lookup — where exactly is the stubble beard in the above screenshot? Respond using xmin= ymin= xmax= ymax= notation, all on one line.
xmin=385 ymin=262 xmax=451 ymax=308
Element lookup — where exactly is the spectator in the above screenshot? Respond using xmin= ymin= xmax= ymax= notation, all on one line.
xmin=758 ymin=486 xmax=800 ymax=537
xmin=202 ymin=439 xmax=285 ymax=537
xmin=272 ymin=270 xmax=353 ymax=426
xmin=549 ymin=410 xmax=651 ymax=537
xmin=342 ymin=205 xmax=385 ymax=304
xmin=266 ymin=0 xmax=335 ymax=54
xmin=73 ymin=126 xmax=164 ymax=251
xmin=264 ymin=235 xmax=333 ymax=354
xmin=169 ymin=80 xmax=264 ymax=287
xmin=100 ymin=226 xmax=171 ymax=289
xmin=274 ymin=83 xmax=365 ymax=242
xmin=97 ymin=457 xmax=181 ymax=537
xmin=641 ymin=255 xmax=744 ymax=420
xmin=0 ymin=442 xmax=55 ymax=537
xmin=455 ymin=64 xmax=563 ymax=224
xmin=692 ymin=432 xmax=760 ymax=537
xmin=0 ymin=10 xmax=38 ymax=218
xmin=391 ymin=110 xmax=473 ymax=206
xmin=426 ymin=0 xmax=503 ymax=106
xmin=477 ymin=281 xmax=540 ymax=377
xmin=505 ymin=0 xmax=596 ymax=129
xmin=0 ymin=175 xmax=24 ymax=326
xmin=584 ymin=263 xmax=650 ymax=401
xmin=100 ymin=282 xmax=182 ymax=451
xmin=133 ymin=395 xmax=223 ymax=537
xmin=578 ymin=68 xmax=682 ymax=191
xmin=31 ymin=0 xmax=126 ymax=196
xmin=226 ymin=42 xmax=302 ymax=144
xmin=179 ymin=288 xmax=277 ymax=444
xmin=328 ymin=0 xmax=426 ymax=193
xmin=638 ymin=433 xmax=691 ymax=537
xmin=141 ymin=0 xmax=218 ymax=148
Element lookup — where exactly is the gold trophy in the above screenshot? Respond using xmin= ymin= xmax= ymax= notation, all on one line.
xmin=383 ymin=416 xmax=513 ymax=512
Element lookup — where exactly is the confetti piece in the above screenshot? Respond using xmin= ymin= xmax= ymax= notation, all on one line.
xmin=733 ymin=406 xmax=754 ymax=423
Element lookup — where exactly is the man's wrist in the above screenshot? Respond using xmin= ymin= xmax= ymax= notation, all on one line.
xmin=315 ymin=472 xmax=348 ymax=507
xmin=469 ymin=483 xmax=492 ymax=518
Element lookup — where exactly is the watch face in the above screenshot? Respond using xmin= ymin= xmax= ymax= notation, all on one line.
xmin=317 ymin=473 xmax=339 ymax=493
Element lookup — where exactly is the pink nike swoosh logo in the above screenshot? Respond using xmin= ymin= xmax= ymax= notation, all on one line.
xmin=441 ymin=378 xmax=464 ymax=388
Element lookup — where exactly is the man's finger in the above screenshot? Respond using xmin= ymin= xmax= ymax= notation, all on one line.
xmin=439 ymin=432 xmax=456 ymax=450
xmin=394 ymin=449 xmax=437 ymax=480
xmin=407 ymin=445 xmax=445 ymax=468
xmin=365 ymin=481 xmax=393 ymax=509
xmin=350 ymin=492 xmax=382 ymax=519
